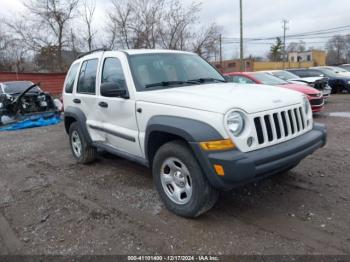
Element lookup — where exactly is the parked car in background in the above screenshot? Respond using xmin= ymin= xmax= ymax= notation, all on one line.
xmin=312 ymin=66 xmax=350 ymax=77
xmin=288 ymin=68 xmax=350 ymax=94
xmin=339 ymin=64 xmax=350 ymax=71
xmin=263 ymin=70 xmax=331 ymax=100
xmin=0 ymin=81 xmax=60 ymax=126
xmin=224 ymin=72 xmax=324 ymax=113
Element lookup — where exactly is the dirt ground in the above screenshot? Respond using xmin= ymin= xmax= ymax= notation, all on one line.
xmin=0 ymin=95 xmax=349 ymax=255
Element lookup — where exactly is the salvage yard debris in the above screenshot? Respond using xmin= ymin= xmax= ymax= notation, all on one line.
xmin=0 ymin=81 xmax=62 ymax=130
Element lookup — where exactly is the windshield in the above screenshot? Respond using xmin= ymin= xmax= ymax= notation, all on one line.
xmin=271 ymin=70 xmax=300 ymax=81
xmin=340 ymin=65 xmax=350 ymax=71
xmin=252 ymin=72 xmax=288 ymax=85
xmin=289 ymin=69 xmax=323 ymax=78
xmin=315 ymin=68 xmax=339 ymax=78
xmin=3 ymin=81 xmax=41 ymax=94
xmin=129 ymin=53 xmax=225 ymax=91
xmin=325 ymin=66 xmax=348 ymax=73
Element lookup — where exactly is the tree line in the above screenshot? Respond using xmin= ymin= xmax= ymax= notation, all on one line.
xmin=0 ymin=0 xmax=221 ymax=73
xmin=267 ymin=35 xmax=350 ymax=65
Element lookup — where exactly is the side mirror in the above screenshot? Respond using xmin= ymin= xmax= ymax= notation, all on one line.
xmin=100 ymin=82 xmax=129 ymax=99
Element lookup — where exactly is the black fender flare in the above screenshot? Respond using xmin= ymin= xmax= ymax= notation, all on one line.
xmin=145 ymin=115 xmax=226 ymax=188
xmin=145 ymin=115 xmax=224 ymax=148
xmin=64 ymin=106 xmax=92 ymax=144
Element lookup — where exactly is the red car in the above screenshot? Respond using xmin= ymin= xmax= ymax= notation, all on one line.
xmin=224 ymin=72 xmax=324 ymax=113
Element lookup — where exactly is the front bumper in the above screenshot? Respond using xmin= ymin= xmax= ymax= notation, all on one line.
xmin=322 ymin=89 xmax=331 ymax=100
xmin=191 ymin=123 xmax=327 ymax=190
xmin=308 ymin=97 xmax=324 ymax=113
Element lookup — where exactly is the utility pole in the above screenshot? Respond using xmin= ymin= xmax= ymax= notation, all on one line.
xmin=282 ymin=19 xmax=289 ymax=69
xmin=219 ymin=34 xmax=223 ymax=72
xmin=239 ymin=0 xmax=244 ymax=71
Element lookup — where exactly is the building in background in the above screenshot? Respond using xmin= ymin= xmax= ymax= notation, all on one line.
xmin=213 ymin=59 xmax=254 ymax=73
xmin=214 ymin=50 xmax=326 ymax=73
xmin=288 ymin=50 xmax=326 ymax=66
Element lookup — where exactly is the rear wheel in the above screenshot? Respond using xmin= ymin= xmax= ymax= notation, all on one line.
xmin=153 ymin=140 xmax=218 ymax=218
xmin=69 ymin=122 xmax=97 ymax=164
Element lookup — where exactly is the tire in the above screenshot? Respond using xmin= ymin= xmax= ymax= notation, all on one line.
xmin=152 ymin=140 xmax=219 ymax=218
xmin=69 ymin=122 xmax=97 ymax=164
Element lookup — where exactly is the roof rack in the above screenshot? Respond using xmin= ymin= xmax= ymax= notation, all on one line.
xmin=77 ymin=48 xmax=111 ymax=59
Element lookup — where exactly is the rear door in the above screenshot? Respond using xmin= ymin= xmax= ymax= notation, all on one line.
xmin=74 ymin=54 xmax=106 ymax=142
xmin=97 ymin=53 xmax=142 ymax=157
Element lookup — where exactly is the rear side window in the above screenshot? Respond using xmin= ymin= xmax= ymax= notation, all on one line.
xmin=65 ymin=63 xmax=79 ymax=93
xmin=77 ymin=59 xmax=98 ymax=94
xmin=101 ymin=58 xmax=127 ymax=90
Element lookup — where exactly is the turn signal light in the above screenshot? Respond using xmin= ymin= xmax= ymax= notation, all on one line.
xmin=214 ymin=165 xmax=225 ymax=176
xmin=200 ymin=139 xmax=235 ymax=151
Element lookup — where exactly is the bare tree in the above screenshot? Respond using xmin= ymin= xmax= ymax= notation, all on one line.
xmin=81 ymin=0 xmax=96 ymax=51
xmin=105 ymin=0 xmax=222 ymax=60
xmin=192 ymin=24 xmax=221 ymax=60
xmin=24 ymin=0 xmax=80 ymax=71
xmin=107 ymin=0 xmax=165 ymax=49
xmin=326 ymin=35 xmax=348 ymax=65
xmin=159 ymin=0 xmax=200 ymax=50
xmin=0 ymin=23 xmax=30 ymax=72
xmin=287 ymin=41 xmax=306 ymax=53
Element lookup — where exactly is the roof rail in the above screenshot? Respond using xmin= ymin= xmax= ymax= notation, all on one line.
xmin=77 ymin=48 xmax=111 ymax=59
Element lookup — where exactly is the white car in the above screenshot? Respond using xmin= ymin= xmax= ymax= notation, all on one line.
xmin=63 ymin=49 xmax=327 ymax=217
xmin=312 ymin=66 xmax=350 ymax=77
xmin=264 ymin=70 xmax=332 ymax=100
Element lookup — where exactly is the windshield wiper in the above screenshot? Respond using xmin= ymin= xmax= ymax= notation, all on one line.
xmin=145 ymin=81 xmax=196 ymax=88
xmin=188 ymin=78 xmax=226 ymax=83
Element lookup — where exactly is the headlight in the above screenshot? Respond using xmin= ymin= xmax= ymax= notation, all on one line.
xmin=0 ymin=103 xmax=3 ymax=109
xmin=347 ymin=80 xmax=350 ymax=84
xmin=226 ymin=111 xmax=245 ymax=136
xmin=303 ymin=96 xmax=310 ymax=114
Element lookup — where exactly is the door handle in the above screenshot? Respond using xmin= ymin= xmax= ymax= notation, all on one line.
xmin=99 ymin=101 xmax=108 ymax=108
xmin=73 ymin=98 xmax=81 ymax=104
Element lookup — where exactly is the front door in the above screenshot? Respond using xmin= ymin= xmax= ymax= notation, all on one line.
xmin=97 ymin=54 xmax=142 ymax=157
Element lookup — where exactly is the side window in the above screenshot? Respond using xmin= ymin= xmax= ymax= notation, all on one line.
xmin=101 ymin=58 xmax=127 ymax=92
xmin=77 ymin=59 xmax=98 ymax=94
xmin=232 ymin=76 xmax=255 ymax=84
xmin=65 ymin=63 xmax=79 ymax=93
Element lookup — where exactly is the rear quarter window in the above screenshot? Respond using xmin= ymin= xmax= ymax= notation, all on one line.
xmin=77 ymin=59 xmax=99 ymax=95
xmin=65 ymin=63 xmax=80 ymax=93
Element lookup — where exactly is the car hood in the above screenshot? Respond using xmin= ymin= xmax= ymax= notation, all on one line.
xmin=291 ymin=77 xmax=323 ymax=83
xmin=277 ymin=83 xmax=320 ymax=95
xmin=336 ymin=72 xmax=350 ymax=77
xmin=137 ymin=83 xmax=303 ymax=114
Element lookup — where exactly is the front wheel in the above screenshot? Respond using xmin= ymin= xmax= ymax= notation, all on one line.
xmin=153 ymin=140 xmax=218 ymax=218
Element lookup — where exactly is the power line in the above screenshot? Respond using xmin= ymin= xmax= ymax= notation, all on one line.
xmin=222 ymin=41 xmax=329 ymax=45
xmin=222 ymin=24 xmax=350 ymax=41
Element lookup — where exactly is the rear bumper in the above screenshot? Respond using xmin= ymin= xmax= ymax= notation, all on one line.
xmin=191 ymin=123 xmax=327 ymax=190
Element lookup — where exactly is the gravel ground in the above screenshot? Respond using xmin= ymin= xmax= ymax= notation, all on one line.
xmin=0 ymin=94 xmax=349 ymax=255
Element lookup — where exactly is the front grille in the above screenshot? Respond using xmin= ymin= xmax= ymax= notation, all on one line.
xmin=310 ymin=98 xmax=324 ymax=106
xmin=253 ymin=106 xmax=307 ymax=145
xmin=308 ymin=93 xmax=322 ymax=98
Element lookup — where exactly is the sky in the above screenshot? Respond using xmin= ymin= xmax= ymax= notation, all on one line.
xmin=1 ymin=0 xmax=350 ymax=59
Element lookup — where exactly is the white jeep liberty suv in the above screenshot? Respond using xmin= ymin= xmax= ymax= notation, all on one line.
xmin=63 ymin=49 xmax=327 ymax=217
